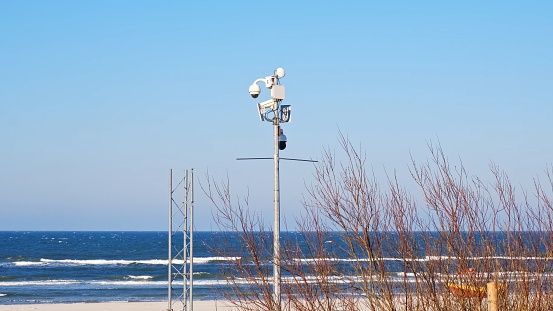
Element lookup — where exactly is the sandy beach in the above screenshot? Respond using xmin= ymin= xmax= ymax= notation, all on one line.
xmin=0 ymin=301 xmax=238 ymax=311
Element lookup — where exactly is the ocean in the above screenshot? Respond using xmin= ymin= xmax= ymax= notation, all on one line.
xmin=0 ymin=231 xmax=232 ymax=304
xmin=1 ymin=231 xmax=551 ymax=305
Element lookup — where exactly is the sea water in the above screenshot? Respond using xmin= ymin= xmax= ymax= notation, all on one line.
xmin=0 ymin=231 xmax=231 ymax=304
xmin=1 ymin=231 xmax=551 ymax=305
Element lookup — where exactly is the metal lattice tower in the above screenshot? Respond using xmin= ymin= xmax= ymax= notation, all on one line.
xmin=168 ymin=169 xmax=194 ymax=311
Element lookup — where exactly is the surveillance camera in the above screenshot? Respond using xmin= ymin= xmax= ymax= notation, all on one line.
xmin=248 ymin=84 xmax=260 ymax=98
xmin=278 ymin=130 xmax=287 ymax=150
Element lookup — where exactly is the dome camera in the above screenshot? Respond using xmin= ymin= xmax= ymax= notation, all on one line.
xmin=248 ymin=84 xmax=261 ymax=98
xmin=278 ymin=129 xmax=287 ymax=150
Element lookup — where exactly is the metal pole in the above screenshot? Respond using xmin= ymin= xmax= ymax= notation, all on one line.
xmin=168 ymin=170 xmax=173 ymax=311
xmin=183 ymin=170 xmax=188 ymax=311
xmin=273 ymin=102 xmax=281 ymax=311
xmin=190 ymin=168 xmax=194 ymax=311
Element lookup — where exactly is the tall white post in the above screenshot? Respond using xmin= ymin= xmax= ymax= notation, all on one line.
xmin=183 ymin=170 xmax=188 ymax=310
xmin=273 ymin=109 xmax=281 ymax=311
xmin=168 ymin=170 xmax=173 ymax=311
xmin=190 ymin=169 xmax=194 ymax=311
xmin=247 ymin=68 xmax=287 ymax=311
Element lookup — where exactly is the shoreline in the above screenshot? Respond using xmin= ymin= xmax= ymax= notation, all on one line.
xmin=0 ymin=301 xmax=238 ymax=311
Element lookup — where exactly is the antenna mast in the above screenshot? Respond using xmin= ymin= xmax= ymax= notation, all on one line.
xmin=168 ymin=169 xmax=194 ymax=311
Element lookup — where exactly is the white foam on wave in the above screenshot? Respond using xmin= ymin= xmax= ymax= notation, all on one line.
xmin=291 ymin=254 xmax=553 ymax=264
xmin=13 ymin=261 xmax=45 ymax=266
xmin=0 ymin=294 xmax=7 ymax=297
xmin=193 ymin=256 xmax=240 ymax=264
xmin=127 ymin=275 xmax=154 ymax=280
xmin=40 ymin=259 xmax=167 ymax=266
xmin=1 ymin=280 xmax=82 ymax=286
xmin=34 ymin=257 xmax=241 ymax=266
xmin=94 ymin=280 xmax=164 ymax=286
xmin=0 ymin=279 xmax=165 ymax=287
xmin=29 ymin=254 xmax=550 ymax=268
xmin=0 ymin=277 xmax=230 ymax=288
xmin=169 ymin=257 xmax=240 ymax=264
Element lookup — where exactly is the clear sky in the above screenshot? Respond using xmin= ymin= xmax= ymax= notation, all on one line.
xmin=1 ymin=1 xmax=551 ymax=231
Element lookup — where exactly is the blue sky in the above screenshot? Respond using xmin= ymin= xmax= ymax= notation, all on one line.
xmin=1 ymin=1 xmax=551 ymax=231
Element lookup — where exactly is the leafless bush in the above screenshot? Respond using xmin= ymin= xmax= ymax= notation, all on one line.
xmin=202 ymin=174 xmax=277 ymax=311
xmin=204 ymin=136 xmax=553 ymax=311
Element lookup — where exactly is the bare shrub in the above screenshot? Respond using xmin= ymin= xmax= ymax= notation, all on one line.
xmin=202 ymin=174 xmax=278 ymax=311
xmin=204 ymin=136 xmax=553 ymax=311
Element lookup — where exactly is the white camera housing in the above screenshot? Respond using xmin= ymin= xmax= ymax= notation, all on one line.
xmin=270 ymin=85 xmax=285 ymax=100
xmin=248 ymin=84 xmax=261 ymax=98
xmin=248 ymin=68 xmax=285 ymax=99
